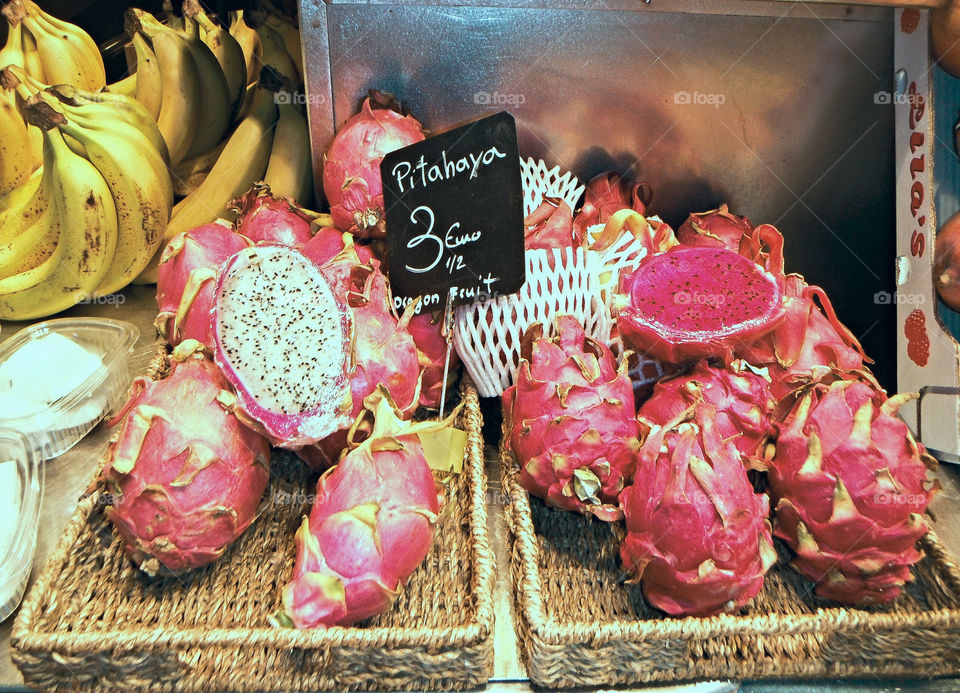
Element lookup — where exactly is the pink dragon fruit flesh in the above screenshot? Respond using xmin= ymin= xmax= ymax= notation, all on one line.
xmin=620 ymin=404 xmax=777 ymax=617
xmin=637 ymin=359 xmax=775 ymax=466
xmin=155 ymin=224 xmax=251 ymax=349
xmin=617 ymin=245 xmax=787 ymax=364
xmin=767 ymin=377 xmax=938 ymax=605
xmin=212 ymin=244 xmax=353 ymax=448
xmin=503 ymin=315 xmax=640 ymax=521
xmin=101 ymin=340 xmax=271 ymax=576
xmin=322 ymin=90 xmax=426 ymax=239
xmin=277 ymin=393 xmax=449 ymax=628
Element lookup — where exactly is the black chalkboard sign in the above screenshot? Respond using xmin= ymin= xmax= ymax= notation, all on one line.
xmin=382 ymin=111 xmax=524 ymax=313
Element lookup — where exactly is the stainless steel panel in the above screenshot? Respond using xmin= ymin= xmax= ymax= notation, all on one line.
xmin=304 ymin=2 xmax=897 ymax=385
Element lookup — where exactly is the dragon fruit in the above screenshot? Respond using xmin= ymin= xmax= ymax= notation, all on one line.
xmin=739 ymin=274 xmax=870 ymax=400
xmin=637 ymin=359 xmax=775 ymax=466
xmin=524 ymin=197 xmax=580 ymax=249
xmin=503 ymin=316 xmax=639 ymax=521
xmin=212 ymin=244 xmax=353 ymax=448
xmin=620 ymin=405 xmax=777 ymax=617
xmin=101 ymin=341 xmax=271 ymax=576
xmin=616 ymin=245 xmax=786 ymax=364
xmin=155 ymin=224 xmax=251 ymax=349
xmin=323 ymin=90 xmax=426 ymax=239
xmin=408 ymin=309 xmax=460 ymax=410
xmin=295 ymin=238 xmax=421 ymax=468
xmin=767 ymin=378 xmax=938 ymax=605
xmin=231 ymin=182 xmax=315 ymax=246
xmin=676 ymin=204 xmax=754 ymax=250
xmin=573 ymin=171 xmax=651 ymax=239
xmin=278 ymin=394 xmax=446 ymax=628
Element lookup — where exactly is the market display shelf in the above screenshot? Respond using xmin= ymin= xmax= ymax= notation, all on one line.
xmin=9 ymin=354 xmax=495 ymax=693
xmin=501 ymin=437 xmax=960 ymax=688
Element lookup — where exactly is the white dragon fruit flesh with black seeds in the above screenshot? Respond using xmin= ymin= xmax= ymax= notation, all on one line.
xmin=212 ymin=245 xmax=353 ymax=448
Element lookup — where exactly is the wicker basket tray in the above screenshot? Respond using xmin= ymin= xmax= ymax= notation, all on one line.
xmin=10 ymin=356 xmax=495 ymax=693
xmin=501 ymin=436 xmax=960 ymax=688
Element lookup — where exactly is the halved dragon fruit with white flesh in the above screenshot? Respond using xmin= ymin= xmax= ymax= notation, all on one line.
xmin=617 ymin=245 xmax=786 ymax=364
xmin=212 ymin=245 xmax=352 ymax=447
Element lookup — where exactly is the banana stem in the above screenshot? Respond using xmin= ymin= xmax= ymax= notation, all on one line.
xmin=23 ymin=98 xmax=65 ymax=132
xmin=1 ymin=1 xmax=26 ymax=27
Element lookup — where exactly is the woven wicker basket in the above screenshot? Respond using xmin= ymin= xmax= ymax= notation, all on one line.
xmin=10 ymin=354 xmax=495 ymax=692
xmin=501 ymin=434 xmax=960 ymax=688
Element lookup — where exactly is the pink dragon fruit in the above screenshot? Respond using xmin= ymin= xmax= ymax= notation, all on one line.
xmin=573 ymin=171 xmax=651 ymax=239
xmin=503 ymin=316 xmax=640 ymax=521
xmin=322 ymin=90 xmax=426 ymax=239
xmin=295 ymin=240 xmax=421 ymax=469
xmin=231 ymin=182 xmax=315 ymax=246
xmin=637 ymin=359 xmax=775 ymax=466
xmin=101 ymin=341 xmax=271 ymax=576
xmin=620 ymin=405 xmax=777 ymax=617
xmin=211 ymin=244 xmax=354 ymax=448
xmin=524 ymin=197 xmax=579 ymax=249
xmin=616 ymin=245 xmax=787 ymax=364
xmin=278 ymin=394 xmax=446 ymax=628
xmin=767 ymin=377 xmax=938 ymax=605
xmin=408 ymin=309 xmax=460 ymax=410
xmin=154 ymin=224 xmax=251 ymax=349
xmin=739 ymin=274 xmax=871 ymax=400
xmin=676 ymin=204 xmax=754 ymax=251
xmin=300 ymin=226 xmax=375 ymax=288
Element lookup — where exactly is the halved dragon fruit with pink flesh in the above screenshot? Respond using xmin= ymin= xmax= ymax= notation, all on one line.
xmin=101 ymin=340 xmax=271 ymax=576
xmin=278 ymin=394 xmax=447 ymax=628
xmin=212 ymin=244 xmax=352 ymax=448
xmin=620 ymin=405 xmax=777 ymax=617
xmin=637 ymin=359 xmax=775 ymax=466
xmin=155 ymin=224 xmax=251 ymax=349
xmin=617 ymin=245 xmax=786 ymax=364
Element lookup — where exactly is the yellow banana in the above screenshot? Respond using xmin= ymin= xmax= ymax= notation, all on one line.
xmin=171 ymin=14 xmax=231 ymax=159
xmin=0 ymin=110 xmax=118 ymax=319
xmin=21 ymin=4 xmax=105 ymax=91
xmin=105 ymin=71 xmax=137 ymax=97
xmin=136 ymin=82 xmax=278 ymax=283
xmin=229 ymin=11 xmax=261 ymax=87
xmin=58 ymin=110 xmax=173 ymax=296
xmin=128 ymin=8 xmax=200 ymax=167
xmin=264 ymin=100 xmax=312 ymax=205
xmin=186 ymin=0 xmax=246 ymax=114
xmin=0 ymin=196 xmax=58 ymax=280
xmin=20 ymin=23 xmax=46 ymax=84
xmin=171 ymin=138 xmax=226 ymax=197
xmin=0 ymin=94 xmax=32 ymax=195
xmin=0 ymin=20 xmax=26 ymax=103
xmin=0 ymin=167 xmax=41 ymax=215
xmin=248 ymin=16 xmax=300 ymax=90
xmin=161 ymin=0 xmax=184 ymax=31
xmin=131 ymin=31 xmax=163 ymax=121
xmin=265 ymin=12 xmax=302 ymax=84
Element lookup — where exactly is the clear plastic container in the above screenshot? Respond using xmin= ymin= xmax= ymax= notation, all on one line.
xmin=0 ymin=318 xmax=139 ymax=460
xmin=0 ymin=429 xmax=42 ymax=622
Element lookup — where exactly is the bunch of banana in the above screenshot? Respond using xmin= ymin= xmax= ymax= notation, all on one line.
xmin=0 ymin=0 xmax=105 ymax=91
xmin=0 ymin=70 xmax=173 ymax=319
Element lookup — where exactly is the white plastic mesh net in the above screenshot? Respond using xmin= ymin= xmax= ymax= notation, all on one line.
xmin=453 ymin=248 xmax=610 ymax=397
xmin=520 ymin=157 xmax=584 ymax=215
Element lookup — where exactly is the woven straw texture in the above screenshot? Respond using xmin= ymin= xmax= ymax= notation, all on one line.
xmin=501 ymin=432 xmax=960 ymax=688
xmin=11 ymin=353 xmax=495 ymax=692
